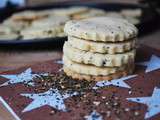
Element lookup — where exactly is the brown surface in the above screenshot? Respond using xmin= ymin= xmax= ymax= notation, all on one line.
xmin=0 ymin=45 xmax=160 ymax=120
xmin=0 ymin=102 xmax=17 ymax=120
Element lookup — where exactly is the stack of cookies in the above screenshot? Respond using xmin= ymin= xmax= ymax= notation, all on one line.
xmin=63 ymin=17 xmax=138 ymax=81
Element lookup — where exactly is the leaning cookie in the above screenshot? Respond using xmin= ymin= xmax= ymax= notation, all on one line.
xmin=105 ymin=12 xmax=124 ymax=18
xmin=63 ymin=42 xmax=135 ymax=67
xmin=120 ymin=9 xmax=142 ymax=18
xmin=64 ymin=17 xmax=138 ymax=42
xmin=63 ymin=66 xmax=133 ymax=81
xmin=53 ymin=6 xmax=89 ymax=17
xmin=0 ymin=33 xmax=19 ymax=40
xmin=31 ymin=15 xmax=70 ymax=27
xmin=0 ymin=25 xmax=19 ymax=40
xmin=72 ymin=9 xmax=106 ymax=20
xmin=20 ymin=25 xmax=64 ymax=39
xmin=68 ymin=36 xmax=136 ymax=54
xmin=2 ymin=18 xmax=29 ymax=32
xmin=21 ymin=15 xmax=70 ymax=39
xmin=124 ymin=16 xmax=140 ymax=25
xmin=10 ymin=10 xmax=47 ymax=21
xmin=0 ymin=25 xmax=14 ymax=34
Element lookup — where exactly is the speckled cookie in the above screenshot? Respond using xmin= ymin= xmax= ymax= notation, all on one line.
xmin=63 ymin=55 xmax=133 ymax=76
xmin=20 ymin=15 xmax=70 ymax=39
xmin=64 ymin=17 xmax=138 ymax=42
xmin=63 ymin=42 xmax=135 ymax=67
xmin=0 ymin=25 xmax=19 ymax=40
xmin=0 ymin=34 xmax=19 ymax=40
xmin=2 ymin=18 xmax=29 ymax=32
xmin=31 ymin=15 xmax=70 ymax=27
xmin=10 ymin=10 xmax=47 ymax=21
xmin=124 ymin=16 xmax=140 ymax=25
xmin=72 ymin=9 xmax=106 ymax=20
xmin=20 ymin=25 xmax=64 ymax=39
xmin=68 ymin=36 xmax=136 ymax=54
xmin=0 ymin=25 xmax=14 ymax=34
xmin=120 ymin=9 xmax=142 ymax=18
xmin=63 ymin=66 xmax=134 ymax=81
xmin=53 ymin=6 xmax=89 ymax=17
xmin=105 ymin=12 xmax=124 ymax=18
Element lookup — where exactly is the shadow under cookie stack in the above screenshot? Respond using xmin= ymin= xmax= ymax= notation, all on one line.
xmin=63 ymin=17 xmax=138 ymax=81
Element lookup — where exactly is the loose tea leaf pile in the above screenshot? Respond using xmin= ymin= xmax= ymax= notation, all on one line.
xmin=32 ymin=72 xmax=95 ymax=94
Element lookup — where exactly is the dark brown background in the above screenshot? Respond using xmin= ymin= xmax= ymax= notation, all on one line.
xmin=0 ymin=0 xmax=160 ymax=73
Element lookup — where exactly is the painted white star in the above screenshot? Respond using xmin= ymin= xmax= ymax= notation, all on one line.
xmin=54 ymin=59 xmax=63 ymax=64
xmin=21 ymin=88 xmax=78 ymax=112
xmin=84 ymin=110 xmax=103 ymax=120
xmin=93 ymin=75 xmax=137 ymax=90
xmin=127 ymin=87 xmax=160 ymax=119
xmin=0 ymin=68 xmax=47 ymax=86
xmin=137 ymin=55 xmax=160 ymax=73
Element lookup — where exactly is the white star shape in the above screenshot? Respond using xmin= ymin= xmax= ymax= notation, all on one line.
xmin=54 ymin=59 xmax=63 ymax=64
xmin=137 ymin=55 xmax=160 ymax=73
xmin=0 ymin=68 xmax=47 ymax=86
xmin=84 ymin=110 xmax=103 ymax=120
xmin=127 ymin=87 xmax=160 ymax=119
xmin=54 ymin=59 xmax=63 ymax=72
xmin=93 ymin=75 xmax=137 ymax=90
xmin=21 ymin=88 xmax=78 ymax=112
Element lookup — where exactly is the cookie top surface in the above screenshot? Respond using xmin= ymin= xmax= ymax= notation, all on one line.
xmin=0 ymin=34 xmax=19 ymax=40
xmin=53 ymin=6 xmax=89 ymax=16
xmin=10 ymin=10 xmax=46 ymax=21
xmin=72 ymin=9 xmax=106 ymax=19
xmin=0 ymin=25 xmax=13 ymax=34
xmin=64 ymin=17 xmax=138 ymax=42
xmin=32 ymin=16 xmax=70 ymax=27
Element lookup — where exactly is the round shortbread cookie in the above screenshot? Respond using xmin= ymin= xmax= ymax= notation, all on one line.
xmin=68 ymin=36 xmax=136 ymax=54
xmin=0 ymin=34 xmax=19 ymax=40
xmin=31 ymin=16 xmax=70 ymax=27
xmin=64 ymin=17 xmax=138 ymax=42
xmin=63 ymin=66 xmax=134 ymax=81
xmin=3 ymin=18 xmax=29 ymax=32
xmin=105 ymin=12 xmax=124 ymax=18
xmin=63 ymin=42 xmax=136 ymax=67
xmin=21 ymin=15 xmax=70 ymax=39
xmin=124 ymin=16 xmax=140 ymax=25
xmin=120 ymin=9 xmax=142 ymax=18
xmin=63 ymin=55 xmax=132 ymax=76
xmin=10 ymin=10 xmax=47 ymax=21
xmin=53 ymin=6 xmax=89 ymax=16
xmin=20 ymin=25 xmax=64 ymax=39
xmin=0 ymin=25 xmax=13 ymax=34
xmin=72 ymin=9 xmax=106 ymax=20
xmin=0 ymin=25 xmax=19 ymax=40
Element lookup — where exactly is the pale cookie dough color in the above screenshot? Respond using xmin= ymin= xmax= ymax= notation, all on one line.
xmin=10 ymin=10 xmax=47 ymax=21
xmin=31 ymin=16 xmax=70 ymax=27
xmin=68 ymin=36 xmax=136 ymax=54
xmin=21 ymin=16 xmax=70 ymax=39
xmin=63 ymin=66 xmax=133 ymax=81
xmin=63 ymin=55 xmax=133 ymax=76
xmin=53 ymin=6 xmax=89 ymax=17
xmin=63 ymin=42 xmax=135 ymax=67
xmin=64 ymin=17 xmax=138 ymax=42
xmin=20 ymin=25 xmax=64 ymax=39
xmin=72 ymin=9 xmax=106 ymax=20
xmin=63 ymin=16 xmax=138 ymax=81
